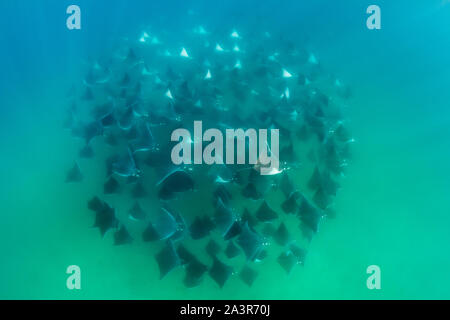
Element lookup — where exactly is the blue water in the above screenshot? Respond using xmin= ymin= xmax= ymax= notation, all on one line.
xmin=1 ymin=0 xmax=450 ymax=299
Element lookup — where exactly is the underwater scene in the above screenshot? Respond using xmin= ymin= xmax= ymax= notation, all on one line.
xmin=1 ymin=0 xmax=450 ymax=300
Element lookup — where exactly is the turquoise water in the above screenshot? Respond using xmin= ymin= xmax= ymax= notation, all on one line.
xmin=1 ymin=1 xmax=450 ymax=299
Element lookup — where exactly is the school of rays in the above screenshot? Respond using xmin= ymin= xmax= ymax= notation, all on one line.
xmin=64 ymin=23 xmax=353 ymax=288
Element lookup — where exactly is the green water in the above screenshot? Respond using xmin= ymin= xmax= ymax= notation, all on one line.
xmin=2 ymin=59 xmax=449 ymax=300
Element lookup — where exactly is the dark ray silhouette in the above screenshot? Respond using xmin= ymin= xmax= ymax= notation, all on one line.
xmin=155 ymin=240 xmax=180 ymax=279
xmin=255 ymin=200 xmax=278 ymax=222
xmin=240 ymin=265 xmax=258 ymax=287
xmin=209 ymin=257 xmax=233 ymax=288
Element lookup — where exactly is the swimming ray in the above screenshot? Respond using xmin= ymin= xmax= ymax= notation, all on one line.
xmin=93 ymin=201 xmax=118 ymax=237
xmin=162 ymin=67 xmax=176 ymax=83
xmin=82 ymin=87 xmax=94 ymax=100
xmin=237 ymin=222 xmax=263 ymax=261
xmin=117 ymin=106 xmax=135 ymax=130
xmin=126 ymin=175 xmax=139 ymax=185
xmin=128 ymin=201 xmax=146 ymax=221
xmin=255 ymin=249 xmax=268 ymax=262
xmin=325 ymin=207 xmax=337 ymax=219
xmin=230 ymin=30 xmax=240 ymax=39
xmin=277 ymin=251 xmax=298 ymax=274
xmin=208 ymin=163 xmax=234 ymax=185
xmin=87 ymin=196 xmax=103 ymax=213
xmin=79 ymin=144 xmax=94 ymax=159
xmin=241 ymin=182 xmax=262 ymax=200
xmin=92 ymin=99 xmax=114 ymax=120
xmin=299 ymin=223 xmax=315 ymax=242
xmin=131 ymin=122 xmax=155 ymax=153
xmin=176 ymin=244 xmax=196 ymax=265
xmin=239 ymin=265 xmax=258 ymax=287
xmin=333 ymin=122 xmax=351 ymax=142
xmin=307 ymin=148 xmax=317 ymax=162
xmin=104 ymin=132 xmax=119 ymax=146
xmin=66 ymin=162 xmax=83 ymax=183
xmin=281 ymin=190 xmax=301 ymax=214
xmin=214 ymin=197 xmax=235 ymax=237
xmin=83 ymin=121 xmax=103 ymax=145
xmin=184 ymin=258 xmax=208 ymax=288
xmin=114 ymin=224 xmax=133 ymax=245
xmin=153 ymin=207 xmax=178 ymax=240
xmin=232 ymin=168 xmax=250 ymax=186
xmin=205 ymin=239 xmax=221 ymax=257
xmin=308 ymin=166 xmax=322 ymax=190
xmin=273 ymin=222 xmax=290 ymax=246
xmin=84 ymin=64 xmax=111 ymax=86
xmin=157 ymin=169 xmax=194 ymax=200
xmin=224 ymin=220 xmax=242 ymax=241
xmin=180 ymin=47 xmax=189 ymax=58
xmin=169 ymin=208 xmax=188 ymax=242
xmin=142 ymin=222 xmax=160 ymax=242
xmin=124 ymin=47 xmax=137 ymax=61
xmin=341 ymin=143 xmax=352 ymax=162
xmin=289 ymin=243 xmax=307 ymax=265
xmin=298 ymin=197 xmax=322 ymax=233
xmin=119 ymin=72 xmax=131 ymax=87
xmin=209 ymin=257 xmax=233 ymax=288
xmin=165 ymin=88 xmax=174 ymax=100
xmin=131 ymin=181 xmax=147 ymax=198
xmin=119 ymin=88 xmax=127 ymax=99
xmin=312 ymin=185 xmax=332 ymax=210
xmin=320 ymin=171 xmax=340 ymax=196
xmin=255 ymin=200 xmax=278 ymax=222
xmin=261 ymin=223 xmax=276 ymax=238
xmin=189 ymin=215 xmax=215 ymax=240
xmin=225 ymin=241 xmax=240 ymax=259
xmin=111 ymin=148 xmax=139 ymax=177
xmin=178 ymin=81 xmax=193 ymax=100
xmin=279 ymin=171 xmax=294 ymax=199
xmin=213 ymin=185 xmax=232 ymax=207
xmin=104 ymin=176 xmax=120 ymax=194
xmin=241 ymin=208 xmax=259 ymax=228
xmin=155 ymin=240 xmax=180 ymax=279
xmin=215 ymin=43 xmax=225 ymax=52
